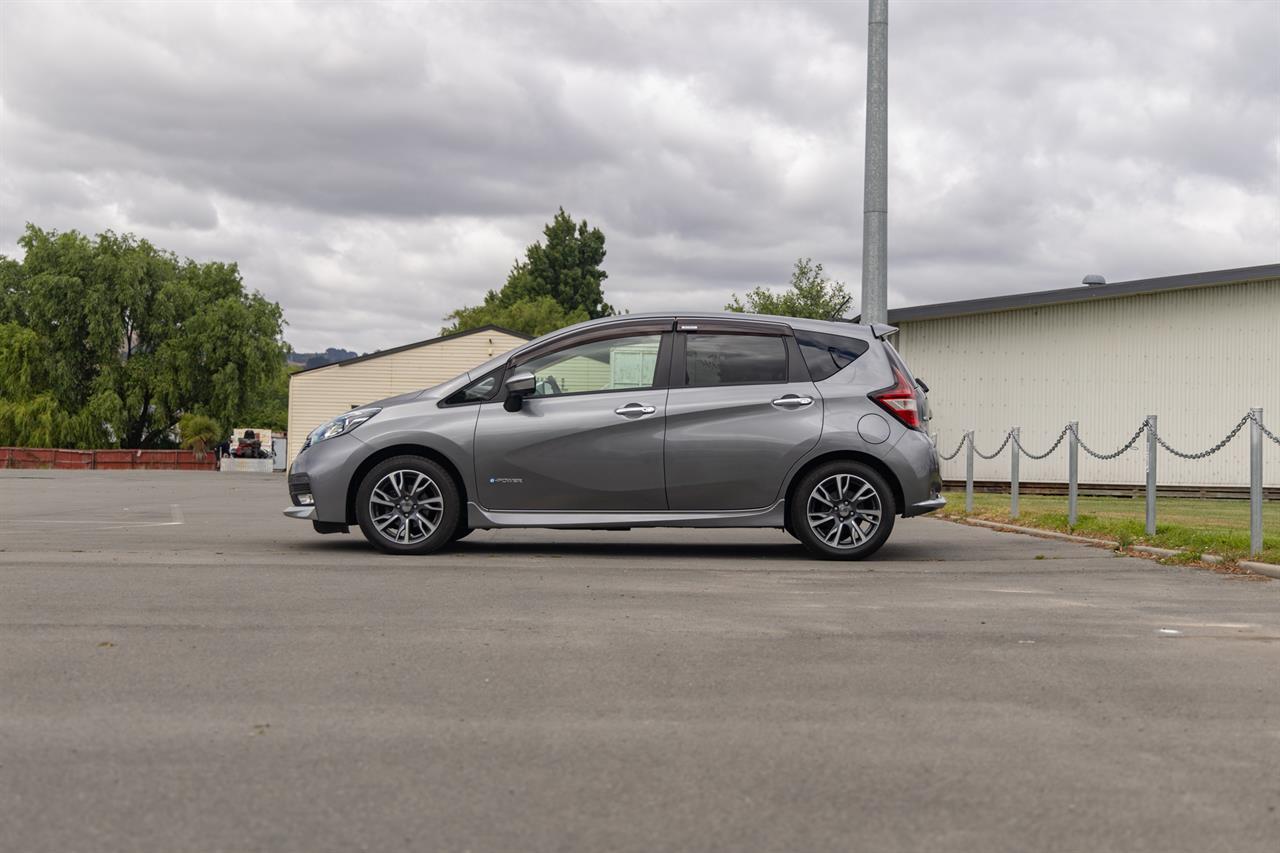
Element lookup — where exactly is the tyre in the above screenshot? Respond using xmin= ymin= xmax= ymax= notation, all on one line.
xmin=355 ymin=456 xmax=461 ymax=555
xmin=789 ymin=461 xmax=896 ymax=560
xmin=450 ymin=524 xmax=474 ymax=542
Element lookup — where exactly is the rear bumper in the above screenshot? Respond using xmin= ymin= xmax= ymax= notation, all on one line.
xmin=906 ymin=495 xmax=946 ymax=517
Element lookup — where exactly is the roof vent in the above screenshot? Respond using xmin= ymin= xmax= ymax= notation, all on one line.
xmin=1082 ymin=274 xmax=1106 ymax=286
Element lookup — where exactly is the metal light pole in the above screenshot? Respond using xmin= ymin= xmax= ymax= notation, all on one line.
xmin=860 ymin=0 xmax=889 ymax=325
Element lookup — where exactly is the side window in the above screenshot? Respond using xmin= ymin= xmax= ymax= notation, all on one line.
xmin=685 ymin=333 xmax=786 ymax=386
xmin=795 ymin=331 xmax=869 ymax=381
xmin=521 ymin=333 xmax=661 ymax=398
xmin=442 ymin=370 xmax=501 ymax=405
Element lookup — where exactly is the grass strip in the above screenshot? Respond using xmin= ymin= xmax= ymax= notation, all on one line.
xmin=938 ymin=491 xmax=1280 ymax=566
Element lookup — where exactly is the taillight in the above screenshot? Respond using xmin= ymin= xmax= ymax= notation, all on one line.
xmin=871 ymin=366 xmax=922 ymax=429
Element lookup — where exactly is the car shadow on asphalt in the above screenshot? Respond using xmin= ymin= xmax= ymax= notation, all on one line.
xmin=289 ymin=537 xmax=951 ymax=563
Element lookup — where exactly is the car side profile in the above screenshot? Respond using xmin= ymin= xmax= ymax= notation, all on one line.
xmin=284 ymin=313 xmax=943 ymax=560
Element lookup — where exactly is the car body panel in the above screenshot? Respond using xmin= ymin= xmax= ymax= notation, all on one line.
xmin=465 ymin=500 xmax=785 ymax=529
xmin=664 ymin=381 xmax=822 ymax=510
xmin=473 ymin=388 xmax=669 ymax=511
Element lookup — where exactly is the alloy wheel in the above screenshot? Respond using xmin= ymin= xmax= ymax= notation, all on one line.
xmin=806 ymin=473 xmax=883 ymax=550
xmin=368 ymin=469 xmax=444 ymax=545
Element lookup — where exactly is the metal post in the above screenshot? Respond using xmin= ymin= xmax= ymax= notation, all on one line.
xmin=1145 ymin=415 xmax=1157 ymax=536
xmin=1010 ymin=426 xmax=1020 ymax=519
xmin=1068 ymin=421 xmax=1078 ymax=529
xmin=965 ymin=430 xmax=974 ymax=513
xmin=1251 ymin=408 xmax=1263 ymax=557
xmin=860 ymin=0 xmax=889 ymax=325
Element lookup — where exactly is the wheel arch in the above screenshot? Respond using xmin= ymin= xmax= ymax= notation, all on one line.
xmin=344 ymin=444 xmax=469 ymax=525
xmin=783 ymin=450 xmax=906 ymax=519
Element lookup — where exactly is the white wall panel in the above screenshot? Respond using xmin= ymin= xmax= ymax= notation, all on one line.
xmin=895 ymin=279 xmax=1280 ymax=487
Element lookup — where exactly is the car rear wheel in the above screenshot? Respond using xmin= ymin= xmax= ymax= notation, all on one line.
xmin=790 ymin=461 xmax=896 ymax=560
xmin=355 ymin=456 xmax=461 ymax=555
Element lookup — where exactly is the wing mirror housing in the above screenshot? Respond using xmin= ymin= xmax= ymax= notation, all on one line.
xmin=503 ymin=369 xmax=536 ymax=412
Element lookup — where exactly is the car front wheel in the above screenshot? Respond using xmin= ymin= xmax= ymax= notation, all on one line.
xmin=790 ymin=461 xmax=896 ymax=560
xmin=355 ymin=456 xmax=461 ymax=555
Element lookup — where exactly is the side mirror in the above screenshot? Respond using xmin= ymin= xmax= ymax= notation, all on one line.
xmin=503 ymin=369 xmax=536 ymax=412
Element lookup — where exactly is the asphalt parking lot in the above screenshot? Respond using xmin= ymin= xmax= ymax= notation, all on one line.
xmin=1 ymin=470 xmax=1277 ymax=853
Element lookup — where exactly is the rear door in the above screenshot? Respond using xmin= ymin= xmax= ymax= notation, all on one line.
xmin=663 ymin=319 xmax=822 ymax=510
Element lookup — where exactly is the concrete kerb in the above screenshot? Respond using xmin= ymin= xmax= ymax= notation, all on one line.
xmin=940 ymin=516 xmax=1276 ymax=581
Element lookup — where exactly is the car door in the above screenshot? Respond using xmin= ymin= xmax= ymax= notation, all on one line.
xmin=664 ymin=319 xmax=822 ymax=511
xmin=473 ymin=322 xmax=673 ymax=511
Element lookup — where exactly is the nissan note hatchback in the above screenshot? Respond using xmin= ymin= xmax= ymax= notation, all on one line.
xmin=284 ymin=313 xmax=943 ymax=560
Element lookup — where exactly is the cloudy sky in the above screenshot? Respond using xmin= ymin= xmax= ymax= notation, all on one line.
xmin=1 ymin=0 xmax=1277 ymax=353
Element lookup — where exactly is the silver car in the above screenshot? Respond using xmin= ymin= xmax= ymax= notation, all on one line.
xmin=284 ymin=313 xmax=943 ymax=560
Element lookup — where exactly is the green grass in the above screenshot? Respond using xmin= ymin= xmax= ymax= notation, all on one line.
xmin=939 ymin=491 xmax=1280 ymax=565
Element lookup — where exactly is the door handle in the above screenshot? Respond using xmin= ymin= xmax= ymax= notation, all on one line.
xmin=615 ymin=403 xmax=657 ymax=417
xmin=771 ymin=395 xmax=813 ymax=409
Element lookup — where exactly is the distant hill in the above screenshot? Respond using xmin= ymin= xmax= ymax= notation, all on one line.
xmin=287 ymin=348 xmax=359 ymax=369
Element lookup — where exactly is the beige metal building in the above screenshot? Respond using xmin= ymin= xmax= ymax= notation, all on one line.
xmin=286 ymin=325 xmax=530 ymax=467
xmin=887 ymin=264 xmax=1280 ymax=488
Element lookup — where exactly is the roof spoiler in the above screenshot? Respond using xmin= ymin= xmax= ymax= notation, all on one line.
xmin=870 ymin=323 xmax=898 ymax=340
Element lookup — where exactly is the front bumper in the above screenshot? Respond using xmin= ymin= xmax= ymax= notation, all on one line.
xmin=283 ymin=505 xmax=316 ymax=520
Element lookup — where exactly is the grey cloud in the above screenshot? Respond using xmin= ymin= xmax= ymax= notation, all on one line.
xmin=1 ymin=0 xmax=1276 ymax=353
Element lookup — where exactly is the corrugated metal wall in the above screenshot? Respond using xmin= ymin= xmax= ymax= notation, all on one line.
xmin=895 ymin=279 xmax=1280 ymax=487
xmin=287 ymin=329 xmax=527 ymax=467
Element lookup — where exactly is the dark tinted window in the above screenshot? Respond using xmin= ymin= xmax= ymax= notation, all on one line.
xmin=685 ymin=334 xmax=786 ymax=386
xmin=795 ymin=331 xmax=869 ymax=381
xmin=443 ymin=370 xmax=500 ymax=405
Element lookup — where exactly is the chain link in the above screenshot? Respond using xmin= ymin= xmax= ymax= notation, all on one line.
xmin=1070 ymin=422 xmax=1147 ymax=460
xmin=1253 ymin=410 xmax=1280 ymax=446
xmin=1152 ymin=414 xmax=1250 ymax=459
xmin=1011 ymin=424 xmax=1070 ymax=460
xmin=938 ymin=434 xmax=968 ymax=461
xmin=972 ymin=430 xmax=1012 ymax=460
xmin=939 ymin=412 xmax=1273 ymax=460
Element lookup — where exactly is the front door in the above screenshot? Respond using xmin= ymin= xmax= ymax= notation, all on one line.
xmin=664 ymin=322 xmax=822 ymax=510
xmin=474 ymin=327 xmax=671 ymax=511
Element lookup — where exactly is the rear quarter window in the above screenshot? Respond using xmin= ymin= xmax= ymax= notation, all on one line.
xmin=795 ymin=331 xmax=869 ymax=381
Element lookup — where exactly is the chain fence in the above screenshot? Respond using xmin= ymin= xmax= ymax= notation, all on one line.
xmin=936 ymin=408 xmax=1274 ymax=558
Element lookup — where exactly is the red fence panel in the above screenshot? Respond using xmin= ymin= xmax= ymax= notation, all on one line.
xmin=0 ymin=447 xmax=217 ymax=471
xmin=93 ymin=449 xmax=134 ymax=470
xmin=54 ymin=450 xmax=94 ymax=469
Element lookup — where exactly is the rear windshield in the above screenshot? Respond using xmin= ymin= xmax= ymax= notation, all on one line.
xmin=795 ymin=331 xmax=869 ymax=381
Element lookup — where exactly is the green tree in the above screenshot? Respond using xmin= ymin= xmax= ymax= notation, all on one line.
xmin=0 ymin=224 xmax=287 ymax=449
xmin=442 ymin=295 xmax=588 ymax=338
xmin=726 ymin=258 xmax=854 ymax=320
xmin=238 ymin=364 xmax=295 ymax=434
xmin=443 ymin=208 xmax=613 ymax=336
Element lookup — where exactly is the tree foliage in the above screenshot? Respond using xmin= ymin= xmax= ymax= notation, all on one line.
xmin=726 ymin=258 xmax=854 ymax=321
xmin=238 ymin=364 xmax=294 ymax=434
xmin=443 ymin=295 xmax=589 ymax=339
xmin=0 ymin=224 xmax=287 ymax=449
xmin=443 ymin=208 xmax=612 ymax=336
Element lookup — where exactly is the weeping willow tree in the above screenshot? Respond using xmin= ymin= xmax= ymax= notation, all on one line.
xmin=0 ymin=225 xmax=286 ymax=449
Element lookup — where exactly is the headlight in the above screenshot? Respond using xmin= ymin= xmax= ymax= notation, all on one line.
xmin=311 ymin=407 xmax=381 ymax=444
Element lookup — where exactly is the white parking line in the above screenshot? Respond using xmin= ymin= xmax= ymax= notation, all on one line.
xmin=12 ymin=504 xmax=185 ymax=531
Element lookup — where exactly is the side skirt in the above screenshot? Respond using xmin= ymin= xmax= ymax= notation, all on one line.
xmin=466 ymin=500 xmax=786 ymax=530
